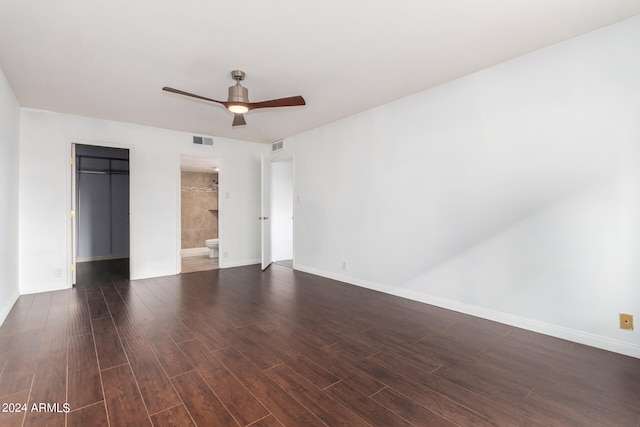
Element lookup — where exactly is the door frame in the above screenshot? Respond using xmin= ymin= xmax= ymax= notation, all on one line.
xmin=68 ymin=139 xmax=133 ymax=285
xmin=260 ymin=155 xmax=272 ymax=270
xmin=176 ymin=154 xmax=221 ymax=273
xmin=264 ymin=153 xmax=295 ymax=269
xmin=70 ymin=143 xmax=77 ymax=285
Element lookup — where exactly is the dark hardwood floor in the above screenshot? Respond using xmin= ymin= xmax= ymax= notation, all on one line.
xmin=1 ymin=260 xmax=639 ymax=426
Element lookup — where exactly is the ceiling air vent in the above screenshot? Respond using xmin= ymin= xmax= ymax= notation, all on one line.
xmin=272 ymin=140 xmax=284 ymax=152
xmin=193 ymin=136 xmax=214 ymax=146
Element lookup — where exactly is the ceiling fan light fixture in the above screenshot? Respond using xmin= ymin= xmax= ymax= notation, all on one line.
xmin=163 ymin=69 xmax=305 ymax=127
xmin=228 ymin=104 xmax=249 ymax=114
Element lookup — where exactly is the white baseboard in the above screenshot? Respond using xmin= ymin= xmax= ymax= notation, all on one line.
xmin=131 ymin=258 xmax=258 ymax=280
xmin=0 ymin=290 xmax=20 ymax=327
xmin=220 ymin=258 xmax=260 ymax=269
xmin=181 ymin=247 xmax=210 ymax=257
xmin=19 ymin=282 xmax=72 ymax=295
xmin=294 ymin=264 xmax=640 ymax=359
xmin=131 ymin=268 xmax=179 ymax=281
xmin=77 ymin=254 xmax=129 ymax=263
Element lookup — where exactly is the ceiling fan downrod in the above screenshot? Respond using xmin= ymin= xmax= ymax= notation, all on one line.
xmin=228 ymin=71 xmax=249 ymax=104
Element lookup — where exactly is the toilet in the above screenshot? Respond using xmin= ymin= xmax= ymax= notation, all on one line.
xmin=205 ymin=239 xmax=219 ymax=258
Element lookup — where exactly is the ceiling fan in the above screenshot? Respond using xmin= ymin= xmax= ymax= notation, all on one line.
xmin=163 ymin=70 xmax=305 ymax=126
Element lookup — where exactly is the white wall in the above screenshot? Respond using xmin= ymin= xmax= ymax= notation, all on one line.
xmin=0 ymin=65 xmax=20 ymax=324
xmin=286 ymin=16 xmax=640 ymax=357
xmin=271 ymin=160 xmax=293 ymax=261
xmin=19 ymin=110 xmax=263 ymax=293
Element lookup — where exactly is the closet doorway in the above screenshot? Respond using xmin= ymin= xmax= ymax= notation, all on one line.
xmin=72 ymin=144 xmax=130 ymax=283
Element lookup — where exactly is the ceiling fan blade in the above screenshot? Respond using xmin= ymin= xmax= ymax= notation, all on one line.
xmin=162 ymin=87 xmax=228 ymax=106
xmin=248 ymin=96 xmax=306 ymax=110
xmin=164 ymin=75 xmax=305 ymax=128
xmin=232 ymin=113 xmax=246 ymax=126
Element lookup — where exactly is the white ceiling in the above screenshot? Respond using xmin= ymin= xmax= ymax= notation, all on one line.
xmin=1 ymin=1 xmax=639 ymax=143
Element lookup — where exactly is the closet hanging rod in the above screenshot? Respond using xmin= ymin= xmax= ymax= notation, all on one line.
xmin=77 ymin=170 xmax=130 ymax=175
xmin=76 ymin=153 xmax=129 ymax=161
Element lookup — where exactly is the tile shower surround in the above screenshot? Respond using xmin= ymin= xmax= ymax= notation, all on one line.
xmin=181 ymin=171 xmax=218 ymax=249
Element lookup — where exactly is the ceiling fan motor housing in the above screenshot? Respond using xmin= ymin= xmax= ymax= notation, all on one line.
xmin=228 ymin=70 xmax=249 ymax=103
xmin=228 ymin=83 xmax=249 ymax=103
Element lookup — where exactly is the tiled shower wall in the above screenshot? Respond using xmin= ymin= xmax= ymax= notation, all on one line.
xmin=181 ymin=171 xmax=218 ymax=249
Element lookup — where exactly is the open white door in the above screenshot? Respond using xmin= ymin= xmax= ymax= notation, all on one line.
xmin=261 ymin=155 xmax=272 ymax=270
xmin=70 ymin=143 xmax=77 ymax=285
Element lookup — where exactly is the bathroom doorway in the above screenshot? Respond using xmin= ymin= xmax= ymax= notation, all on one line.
xmin=72 ymin=143 xmax=130 ymax=284
xmin=179 ymin=155 xmax=220 ymax=273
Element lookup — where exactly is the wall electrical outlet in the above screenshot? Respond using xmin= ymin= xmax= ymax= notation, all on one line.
xmin=223 ymin=251 xmax=229 ymax=258
xmin=55 ymin=268 xmax=63 ymax=278
xmin=620 ymin=313 xmax=634 ymax=330
xmin=341 ymin=261 xmax=347 ymax=271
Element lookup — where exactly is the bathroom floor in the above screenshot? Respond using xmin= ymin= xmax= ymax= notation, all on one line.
xmin=181 ymin=254 xmax=219 ymax=273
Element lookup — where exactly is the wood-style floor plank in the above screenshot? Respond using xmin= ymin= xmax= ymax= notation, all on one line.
xmin=366 ymin=345 xmax=546 ymax=426
xmin=67 ymin=333 xmax=103 ymax=409
xmin=23 ymin=350 xmax=67 ymax=427
xmin=0 ymin=330 xmax=42 ymax=399
xmin=267 ymin=326 xmax=386 ymax=397
xmin=92 ymin=316 xmax=128 ymax=370
xmin=324 ymin=381 xmax=413 ymax=426
xmin=0 ymin=389 xmax=29 ymax=427
xmin=264 ymin=363 xmax=369 ymax=426
xmin=170 ymin=370 xmax=238 ymax=427
xmin=0 ymin=358 xmax=37 ymax=398
xmin=245 ymin=415 xmax=284 ymax=427
xmin=121 ymin=336 xmax=181 ymax=415
xmin=145 ymin=329 xmax=194 ymax=378
xmin=0 ymin=259 xmax=638 ymax=427
xmin=214 ymin=346 xmax=326 ymax=427
xmin=370 ymin=386 xmax=457 ymax=427
xmin=67 ymin=401 xmax=109 ymax=427
xmin=362 ymin=357 xmax=496 ymax=426
xmin=101 ymin=364 xmax=152 ymax=427
xmin=179 ymin=315 xmax=228 ymax=351
xmin=150 ymin=404 xmax=196 ymax=427
xmin=85 ymin=287 xmax=110 ymax=320
xmin=66 ymin=289 xmax=93 ymax=337
xmin=237 ymin=323 xmax=341 ymax=389
xmin=178 ymin=338 xmax=269 ymax=425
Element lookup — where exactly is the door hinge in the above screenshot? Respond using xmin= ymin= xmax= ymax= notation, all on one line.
xmin=70 ymin=157 xmax=75 ymax=165
xmin=71 ymin=210 xmax=75 ymax=218
xmin=71 ymin=263 xmax=76 ymax=271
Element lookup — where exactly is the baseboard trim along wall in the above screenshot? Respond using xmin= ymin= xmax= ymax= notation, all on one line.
xmin=294 ymin=264 xmax=640 ymax=360
xmin=180 ymin=247 xmax=210 ymax=257
xmin=131 ymin=268 xmax=179 ymax=281
xmin=0 ymin=290 xmax=20 ymax=326
xmin=77 ymin=254 xmax=129 ymax=263
xmin=220 ymin=259 xmax=261 ymax=269
xmin=19 ymin=282 xmax=71 ymax=295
